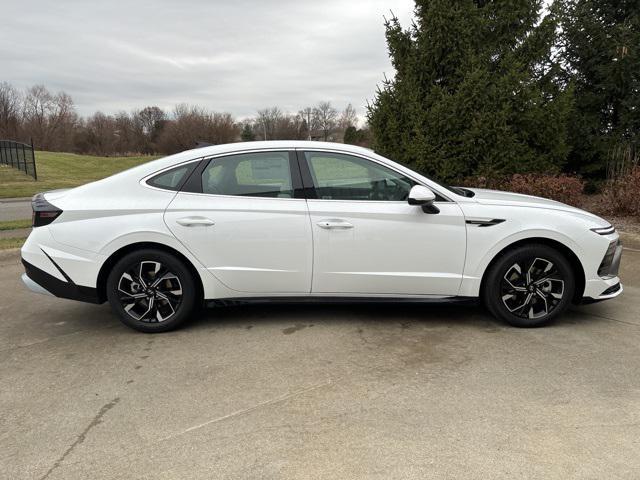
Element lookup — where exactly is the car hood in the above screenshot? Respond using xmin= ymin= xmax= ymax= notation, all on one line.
xmin=465 ymin=188 xmax=608 ymax=224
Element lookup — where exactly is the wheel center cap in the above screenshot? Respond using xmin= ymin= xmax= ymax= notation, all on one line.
xmin=528 ymin=285 xmax=535 ymax=292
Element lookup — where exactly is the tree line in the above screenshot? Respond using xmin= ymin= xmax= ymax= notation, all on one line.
xmin=0 ymin=83 xmax=371 ymax=156
xmin=367 ymin=0 xmax=639 ymax=182
xmin=1 ymin=0 xmax=636 ymax=183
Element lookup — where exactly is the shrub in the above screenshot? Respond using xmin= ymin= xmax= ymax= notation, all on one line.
xmin=462 ymin=174 xmax=585 ymax=206
xmin=583 ymin=179 xmax=601 ymax=195
xmin=602 ymin=166 xmax=640 ymax=217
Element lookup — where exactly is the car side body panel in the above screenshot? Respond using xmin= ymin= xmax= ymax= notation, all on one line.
xmin=20 ymin=141 xmax=623 ymax=309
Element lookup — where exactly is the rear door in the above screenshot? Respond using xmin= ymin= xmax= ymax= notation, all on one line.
xmin=164 ymin=150 xmax=312 ymax=294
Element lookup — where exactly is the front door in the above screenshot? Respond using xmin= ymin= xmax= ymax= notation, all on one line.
xmin=165 ymin=150 xmax=312 ymax=294
xmin=300 ymin=150 xmax=466 ymax=296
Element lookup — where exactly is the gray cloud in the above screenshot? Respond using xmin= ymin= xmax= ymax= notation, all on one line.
xmin=1 ymin=0 xmax=415 ymax=118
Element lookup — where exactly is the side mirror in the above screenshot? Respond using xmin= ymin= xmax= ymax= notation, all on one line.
xmin=408 ymin=185 xmax=440 ymax=214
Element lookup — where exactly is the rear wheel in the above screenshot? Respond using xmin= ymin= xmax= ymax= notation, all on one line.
xmin=483 ymin=244 xmax=575 ymax=327
xmin=106 ymin=249 xmax=197 ymax=333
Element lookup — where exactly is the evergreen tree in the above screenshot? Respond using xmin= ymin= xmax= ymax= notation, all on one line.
xmin=343 ymin=126 xmax=359 ymax=144
xmin=241 ymin=123 xmax=255 ymax=142
xmin=367 ymin=0 xmax=571 ymax=182
xmin=556 ymin=0 xmax=639 ymax=177
xmin=344 ymin=125 xmax=372 ymax=146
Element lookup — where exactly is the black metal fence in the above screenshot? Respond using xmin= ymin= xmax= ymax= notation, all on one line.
xmin=0 ymin=139 xmax=37 ymax=180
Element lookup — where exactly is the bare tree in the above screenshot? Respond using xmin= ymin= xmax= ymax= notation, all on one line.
xmin=0 ymin=82 xmax=21 ymax=139
xmin=48 ymin=92 xmax=77 ymax=151
xmin=157 ymin=105 xmax=240 ymax=154
xmin=299 ymin=107 xmax=316 ymax=140
xmin=113 ymin=111 xmax=137 ymax=154
xmin=256 ymin=107 xmax=284 ymax=140
xmin=289 ymin=112 xmax=308 ymax=140
xmin=0 ymin=81 xmax=366 ymax=155
xmin=339 ymin=103 xmax=358 ymax=130
xmin=133 ymin=106 xmax=166 ymax=153
xmin=209 ymin=112 xmax=238 ymax=144
xmin=75 ymin=112 xmax=117 ymax=155
xmin=22 ymin=85 xmax=52 ymax=147
xmin=137 ymin=106 xmax=165 ymax=136
xmin=22 ymin=85 xmax=77 ymax=150
xmin=313 ymin=101 xmax=338 ymax=141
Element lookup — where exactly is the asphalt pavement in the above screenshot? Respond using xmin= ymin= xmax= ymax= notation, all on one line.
xmin=1 ymin=247 xmax=639 ymax=479
xmin=0 ymin=197 xmax=31 ymax=222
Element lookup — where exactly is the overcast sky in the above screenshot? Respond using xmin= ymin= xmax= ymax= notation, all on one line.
xmin=1 ymin=0 xmax=416 ymax=119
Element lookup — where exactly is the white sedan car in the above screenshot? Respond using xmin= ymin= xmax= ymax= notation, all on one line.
xmin=21 ymin=141 xmax=622 ymax=332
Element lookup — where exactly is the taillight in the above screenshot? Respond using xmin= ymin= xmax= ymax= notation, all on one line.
xmin=32 ymin=193 xmax=63 ymax=227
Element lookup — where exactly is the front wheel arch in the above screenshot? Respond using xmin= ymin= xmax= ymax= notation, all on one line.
xmin=96 ymin=242 xmax=204 ymax=305
xmin=479 ymin=238 xmax=586 ymax=304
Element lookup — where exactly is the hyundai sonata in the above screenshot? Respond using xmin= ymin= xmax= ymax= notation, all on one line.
xmin=21 ymin=141 xmax=622 ymax=332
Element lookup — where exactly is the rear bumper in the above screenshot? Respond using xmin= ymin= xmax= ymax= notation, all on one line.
xmin=21 ymin=273 xmax=54 ymax=297
xmin=22 ymin=258 xmax=101 ymax=304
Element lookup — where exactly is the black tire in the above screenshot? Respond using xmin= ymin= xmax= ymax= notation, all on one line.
xmin=106 ymin=249 xmax=197 ymax=333
xmin=482 ymin=244 xmax=575 ymax=328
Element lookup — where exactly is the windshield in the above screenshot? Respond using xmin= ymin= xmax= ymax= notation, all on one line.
xmin=370 ymin=151 xmax=476 ymax=198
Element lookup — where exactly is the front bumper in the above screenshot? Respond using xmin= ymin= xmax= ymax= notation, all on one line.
xmin=581 ymin=237 xmax=624 ymax=303
xmin=581 ymin=282 xmax=623 ymax=304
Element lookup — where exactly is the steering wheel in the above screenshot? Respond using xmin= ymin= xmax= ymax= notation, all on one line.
xmin=370 ymin=180 xmax=385 ymax=200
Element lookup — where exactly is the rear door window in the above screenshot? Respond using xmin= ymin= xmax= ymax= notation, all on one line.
xmin=201 ymin=152 xmax=296 ymax=198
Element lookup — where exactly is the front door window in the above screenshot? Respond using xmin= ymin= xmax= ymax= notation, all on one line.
xmin=304 ymin=151 xmax=416 ymax=201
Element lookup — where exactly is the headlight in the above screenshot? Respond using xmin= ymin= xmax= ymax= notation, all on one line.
xmin=591 ymin=225 xmax=616 ymax=235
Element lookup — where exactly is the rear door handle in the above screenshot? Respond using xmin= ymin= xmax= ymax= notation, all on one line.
xmin=176 ymin=216 xmax=215 ymax=227
xmin=316 ymin=220 xmax=354 ymax=229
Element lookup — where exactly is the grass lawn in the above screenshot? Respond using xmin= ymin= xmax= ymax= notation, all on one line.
xmin=0 ymin=237 xmax=24 ymax=250
xmin=0 ymin=219 xmax=32 ymax=231
xmin=0 ymin=151 xmax=159 ymax=198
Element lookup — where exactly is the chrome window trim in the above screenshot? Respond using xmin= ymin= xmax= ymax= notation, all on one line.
xmin=174 ymin=190 xmax=307 ymax=202
xmin=140 ymin=146 xmax=457 ymax=203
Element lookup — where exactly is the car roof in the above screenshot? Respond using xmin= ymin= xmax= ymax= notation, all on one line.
xmin=82 ymin=142 xmax=380 ymax=189
xmin=64 ymin=140 xmax=466 ymax=203
xmin=185 ymin=140 xmax=375 ymax=157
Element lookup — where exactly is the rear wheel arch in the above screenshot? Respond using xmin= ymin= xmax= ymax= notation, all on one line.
xmin=97 ymin=242 xmax=204 ymax=304
xmin=480 ymin=237 xmax=586 ymax=304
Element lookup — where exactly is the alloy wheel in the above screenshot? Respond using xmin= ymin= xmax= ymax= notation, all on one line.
xmin=500 ymin=257 xmax=565 ymax=319
xmin=117 ymin=260 xmax=183 ymax=323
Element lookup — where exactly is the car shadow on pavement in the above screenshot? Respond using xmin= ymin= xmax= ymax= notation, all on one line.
xmin=179 ymin=301 xmax=613 ymax=334
xmin=187 ymin=302 xmax=504 ymax=332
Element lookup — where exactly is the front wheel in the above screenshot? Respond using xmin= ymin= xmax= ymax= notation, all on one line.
xmin=106 ymin=249 xmax=197 ymax=333
xmin=483 ymin=244 xmax=575 ymax=327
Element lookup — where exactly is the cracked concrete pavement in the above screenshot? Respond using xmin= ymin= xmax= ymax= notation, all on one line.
xmin=1 ymin=247 xmax=639 ymax=479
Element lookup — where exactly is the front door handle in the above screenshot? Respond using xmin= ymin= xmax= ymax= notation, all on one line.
xmin=176 ymin=216 xmax=215 ymax=227
xmin=316 ymin=220 xmax=354 ymax=229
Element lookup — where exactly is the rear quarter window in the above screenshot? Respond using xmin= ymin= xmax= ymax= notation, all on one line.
xmin=147 ymin=164 xmax=193 ymax=191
